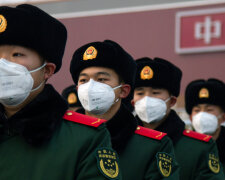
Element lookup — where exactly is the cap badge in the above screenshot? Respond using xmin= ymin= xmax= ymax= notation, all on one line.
xmin=67 ymin=92 xmax=77 ymax=104
xmin=83 ymin=46 xmax=97 ymax=60
xmin=140 ymin=66 xmax=153 ymax=80
xmin=199 ymin=88 xmax=209 ymax=98
xmin=0 ymin=15 xmax=7 ymax=33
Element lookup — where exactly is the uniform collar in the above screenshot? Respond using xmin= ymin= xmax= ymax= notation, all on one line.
xmin=76 ymin=103 xmax=138 ymax=153
xmin=137 ymin=110 xmax=185 ymax=145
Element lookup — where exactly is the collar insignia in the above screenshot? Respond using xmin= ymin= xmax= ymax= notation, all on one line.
xmin=0 ymin=15 xmax=7 ymax=33
xmin=83 ymin=46 xmax=97 ymax=60
xmin=157 ymin=152 xmax=173 ymax=177
xmin=199 ymin=88 xmax=209 ymax=98
xmin=96 ymin=148 xmax=119 ymax=179
xmin=140 ymin=66 xmax=153 ymax=80
xmin=208 ymin=153 xmax=220 ymax=174
xmin=67 ymin=92 xmax=77 ymax=104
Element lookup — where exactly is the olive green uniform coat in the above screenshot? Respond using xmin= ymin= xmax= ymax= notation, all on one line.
xmin=78 ymin=104 xmax=180 ymax=179
xmin=0 ymin=85 xmax=120 ymax=180
xmin=139 ymin=110 xmax=225 ymax=180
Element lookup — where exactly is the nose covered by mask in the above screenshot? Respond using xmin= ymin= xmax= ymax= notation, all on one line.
xmin=192 ymin=112 xmax=219 ymax=134
xmin=135 ymin=96 xmax=170 ymax=123
xmin=78 ymin=79 xmax=121 ymax=115
xmin=0 ymin=58 xmax=46 ymax=106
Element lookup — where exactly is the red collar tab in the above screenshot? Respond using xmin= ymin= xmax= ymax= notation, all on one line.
xmin=183 ymin=130 xmax=212 ymax=142
xmin=135 ymin=125 xmax=167 ymax=140
xmin=63 ymin=110 xmax=106 ymax=127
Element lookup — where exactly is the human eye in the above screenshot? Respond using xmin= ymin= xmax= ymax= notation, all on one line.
xmin=12 ymin=52 xmax=24 ymax=57
xmin=152 ymin=90 xmax=161 ymax=95
xmin=193 ymin=108 xmax=200 ymax=113
xmin=134 ymin=90 xmax=144 ymax=96
xmin=78 ymin=78 xmax=88 ymax=84
xmin=97 ymin=78 xmax=108 ymax=82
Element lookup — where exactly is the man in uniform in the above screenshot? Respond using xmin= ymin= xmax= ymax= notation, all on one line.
xmin=0 ymin=4 xmax=121 ymax=180
xmin=131 ymin=57 xmax=225 ymax=179
xmin=185 ymin=78 xmax=225 ymax=174
xmin=70 ymin=40 xmax=180 ymax=179
xmin=62 ymin=85 xmax=82 ymax=112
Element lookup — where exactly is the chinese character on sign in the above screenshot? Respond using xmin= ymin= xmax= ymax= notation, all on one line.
xmin=195 ymin=16 xmax=221 ymax=44
xmin=175 ymin=8 xmax=225 ymax=54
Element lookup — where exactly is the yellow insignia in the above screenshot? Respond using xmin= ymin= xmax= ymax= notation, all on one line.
xmin=157 ymin=152 xmax=173 ymax=177
xmin=96 ymin=148 xmax=119 ymax=179
xmin=83 ymin=46 xmax=97 ymax=60
xmin=0 ymin=15 xmax=7 ymax=33
xmin=208 ymin=153 xmax=220 ymax=174
xmin=199 ymin=88 xmax=209 ymax=98
xmin=140 ymin=66 xmax=153 ymax=80
xmin=67 ymin=92 xmax=77 ymax=104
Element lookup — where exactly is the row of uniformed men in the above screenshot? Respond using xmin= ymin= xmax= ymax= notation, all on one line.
xmin=0 ymin=3 xmax=224 ymax=180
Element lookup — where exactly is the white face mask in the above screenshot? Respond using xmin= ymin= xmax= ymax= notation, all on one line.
xmin=135 ymin=96 xmax=170 ymax=123
xmin=78 ymin=79 xmax=122 ymax=115
xmin=0 ymin=58 xmax=46 ymax=106
xmin=192 ymin=112 xmax=219 ymax=134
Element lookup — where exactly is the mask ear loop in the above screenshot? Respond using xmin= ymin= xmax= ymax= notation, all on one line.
xmin=165 ymin=97 xmax=171 ymax=103
xmin=29 ymin=62 xmax=47 ymax=92
xmin=29 ymin=62 xmax=47 ymax=73
xmin=112 ymin=84 xmax=123 ymax=104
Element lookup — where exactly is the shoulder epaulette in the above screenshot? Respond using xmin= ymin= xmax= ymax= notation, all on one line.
xmin=63 ymin=110 xmax=106 ymax=127
xmin=135 ymin=125 xmax=167 ymax=140
xmin=183 ymin=129 xmax=212 ymax=142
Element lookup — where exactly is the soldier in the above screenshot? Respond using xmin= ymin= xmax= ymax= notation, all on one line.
xmin=185 ymin=78 xmax=225 ymax=174
xmin=70 ymin=40 xmax=180 ymax=179
xmin=62 ymin=85 xmax=82 ymax=112
xmin=131 ymin=57 xmax=225 ymax=179
xmin=0 ymin=4 xmax=120 ymax=180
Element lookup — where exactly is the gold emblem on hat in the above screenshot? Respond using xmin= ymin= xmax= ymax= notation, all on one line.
xmin=140 ymin=66 xmax=153 ymax=80
xmin=157 ymin=152 xmax=172 ymax=177
xmin=67 ymin=93 xmax=77 ymax=104
xmin=83 ymin=46 xmax=97 ymax=60
xmin=0 ymin=15 xmax=7 ymax=33
xmin=208 ymin=153 xmax=220 ymax=174
xmin=199 ymin=88 xmax=209 ymax=98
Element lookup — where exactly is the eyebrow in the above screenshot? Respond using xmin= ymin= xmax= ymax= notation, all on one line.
xmin=135 ymin=87 xmax=144 ymax=91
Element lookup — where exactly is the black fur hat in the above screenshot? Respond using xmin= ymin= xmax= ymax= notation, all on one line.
xmin=134 ymin=57 xmax=182 ymax=97
xmin=185 ymin=78 xmax=225 ymax=114
xmin=0 ymin=4 xmax=67 ymax=73
xmin=70 ymin=40 xmax=137 ymax=87
xmin=61 ymin=85 xmax=81 ymax=107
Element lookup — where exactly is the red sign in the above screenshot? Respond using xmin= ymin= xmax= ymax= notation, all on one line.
xmin=175 ymin=8 xmax=225 ymax=54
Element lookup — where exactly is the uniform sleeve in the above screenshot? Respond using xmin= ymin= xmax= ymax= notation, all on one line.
xmin=194 ymin=139 xmax=225 ymax=180
xmin=144 ymin=136 xmax=180 ymax=180
xmin=75 ymin=125 xmax=122 ymax=180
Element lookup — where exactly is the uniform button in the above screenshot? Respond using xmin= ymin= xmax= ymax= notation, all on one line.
xmin=67 ymin=112 xmax=73 ymax=115
xmin=137 ymin=126 xmax=140 ymax=130
xmin=186 ymin=130 xmax=190 ymax=133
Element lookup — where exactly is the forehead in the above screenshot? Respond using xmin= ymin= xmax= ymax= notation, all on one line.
xmin=134 ymin=86 xmax=169 ymax=92
xmin=193 ymin=104 xmax=221 ymax=109
xmin=0 ymin=45 xmax=37 ymax=54
xmin=79 ymin=66 xmax=119 ymax=77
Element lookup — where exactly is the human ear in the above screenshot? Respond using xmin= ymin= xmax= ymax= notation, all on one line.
xmin=168 ymin=96 xmax=177 ymax=108
xmin=131 ymin=99 xmax=134 ymax=106
xmin=44 ymin=63 xmax=56 ymax=80
xmin=119 ymin=84 xmax=131 ymax=99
